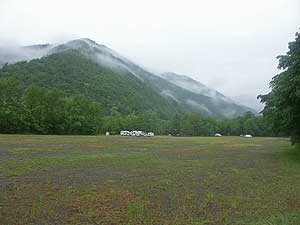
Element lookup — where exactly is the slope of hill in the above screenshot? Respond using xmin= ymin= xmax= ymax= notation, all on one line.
xmin=160 ymin=72 xmax=229 ymax=100
xmin=0 ymin=50 xmax=180 ymax=117
xmin=159 ymin=72 xmax=256 ymax=117
xmin=0 ymin=38 xmax=255 ymax=118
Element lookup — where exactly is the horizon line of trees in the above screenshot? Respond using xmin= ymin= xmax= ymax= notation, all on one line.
xmin=0 ymin=78 xmax=279 ymax=137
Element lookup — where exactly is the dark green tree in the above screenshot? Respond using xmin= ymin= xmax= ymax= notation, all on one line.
xmin=0 ymin=79 xmax=24 ymax=133
xmin=64 ymin=96 xmax=103 ymax=134
xmin=21 ymin=86 xmax=66 ymax=134
xmin=259 ymin=31 xmax=300 ymax=145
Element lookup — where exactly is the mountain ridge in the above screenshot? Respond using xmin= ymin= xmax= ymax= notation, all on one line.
xmin=0 ymin=38 xmax=256 ymax=118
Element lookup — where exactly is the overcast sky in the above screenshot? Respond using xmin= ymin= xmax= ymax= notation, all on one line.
xmin=0 ymin=0 xmax=299 ymax=98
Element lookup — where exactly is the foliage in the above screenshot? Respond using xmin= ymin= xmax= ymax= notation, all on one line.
xmin=167 ymin=111 xmax=273 ymax=137
xmin=0 ymin=49 xmax=279 ymax=136
xmin=0 ymin=50 xmax=180 ymax=118
xmin=0 ymin=77 xmax=276 ymax=136
xmin=0 ymin=79 xmax=103 ymax=135
xmin=0 ymin=78 xmax=24 ymax=133
xmin=218 ymin=112 xmax=273 ymax=137
xmin=259 ymin=31 xmax=300 ymax=144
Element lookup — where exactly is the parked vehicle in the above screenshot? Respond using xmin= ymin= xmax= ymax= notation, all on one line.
xmin=120 ymin=131 xmax=130 ymax=136
xmin=244 ymin=134 xmax=253 ymax=138
xmin=120 ymin=130 xmax=154 ymax=137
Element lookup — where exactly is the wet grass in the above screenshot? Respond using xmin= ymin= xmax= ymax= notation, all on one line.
xmin=0 ymin=135 xmax=300 ymax=224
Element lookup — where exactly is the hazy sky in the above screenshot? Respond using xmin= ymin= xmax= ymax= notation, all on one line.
xmin=0 ymin=0 xmax=299 ymax=97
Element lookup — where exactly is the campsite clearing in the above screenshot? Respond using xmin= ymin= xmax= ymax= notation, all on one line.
xmin=0 ymin=135 xmax=300 ymax=224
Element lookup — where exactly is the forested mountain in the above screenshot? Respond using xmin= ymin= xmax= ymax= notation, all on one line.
xmin=0 ymin=50 xmax=179 ymax=118
xmin=0 ymin=38 xmax=255 ymax=118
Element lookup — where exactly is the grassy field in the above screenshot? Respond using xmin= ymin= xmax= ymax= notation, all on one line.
xmin=0 ymin=135 xmax=300 ymax=225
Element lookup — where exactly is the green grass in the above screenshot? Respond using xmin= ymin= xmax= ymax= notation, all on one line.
xmin=0 ymin=135 xmax=300 ymax=224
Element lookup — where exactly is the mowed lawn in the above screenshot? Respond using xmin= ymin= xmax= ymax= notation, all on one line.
xmin=0 ymin=135 xmax=300 ymax=225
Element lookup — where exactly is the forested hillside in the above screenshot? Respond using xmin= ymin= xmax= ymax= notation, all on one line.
xmin=0 ymin=50 xmax=180 ymax=117
xmin=0 ymin=38 xmax=274 ymax=136
xmin=0 ymin=38 xmax=255 ymax=119
xmin=0 ymin=77 xmax=274 ymax=136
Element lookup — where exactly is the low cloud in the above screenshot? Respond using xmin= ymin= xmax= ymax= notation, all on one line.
xmin=0 ymin=0 xmax=299 ymax=102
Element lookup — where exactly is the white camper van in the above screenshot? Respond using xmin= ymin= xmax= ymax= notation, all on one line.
xmin=130 ymin=131 xmax=143 ymax=136
xmin=120 ymin=131 xmax=130 ymax=136
xmin=120 ymin=130 xmax=153 ymax=137
xmin=135 ymin=131 xmax=144 ymax=137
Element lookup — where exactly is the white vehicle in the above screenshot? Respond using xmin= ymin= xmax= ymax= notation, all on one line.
xmin=244 ymin=134 xmax=253 ymax=138
xmin=121 ymin=130 xmax=154 ymax=137
xmin=135 ymin=131 xmax=144 ymax=137
xmin=147 ymin=132 xmax=154 ymax=137
xmin=215 ymin=133 xmax=222 ymax=137
xmin=120 ymin=131 xmax=130 ymax=136
xmin=130 ymin=131 xmax=142 ymax=136
xmin=105 ymin=132 xmax=110 ymax=136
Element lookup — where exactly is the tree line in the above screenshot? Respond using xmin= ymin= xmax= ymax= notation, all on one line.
xmin=0 ymin=78 xmax=275 ymax=136
xmin=0 ymin=79 xmax=103 ymax=134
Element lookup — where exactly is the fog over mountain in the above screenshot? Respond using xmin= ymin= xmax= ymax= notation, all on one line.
xmin=0 ymin=0 xmax=299 ymax=109
xmin=231 ymin=95 xmax=264 ymax=112
xmin=0 ymin=45 xmax=53 ymax=67
xmin=0 ymin=38 xmax=256 ymax=118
